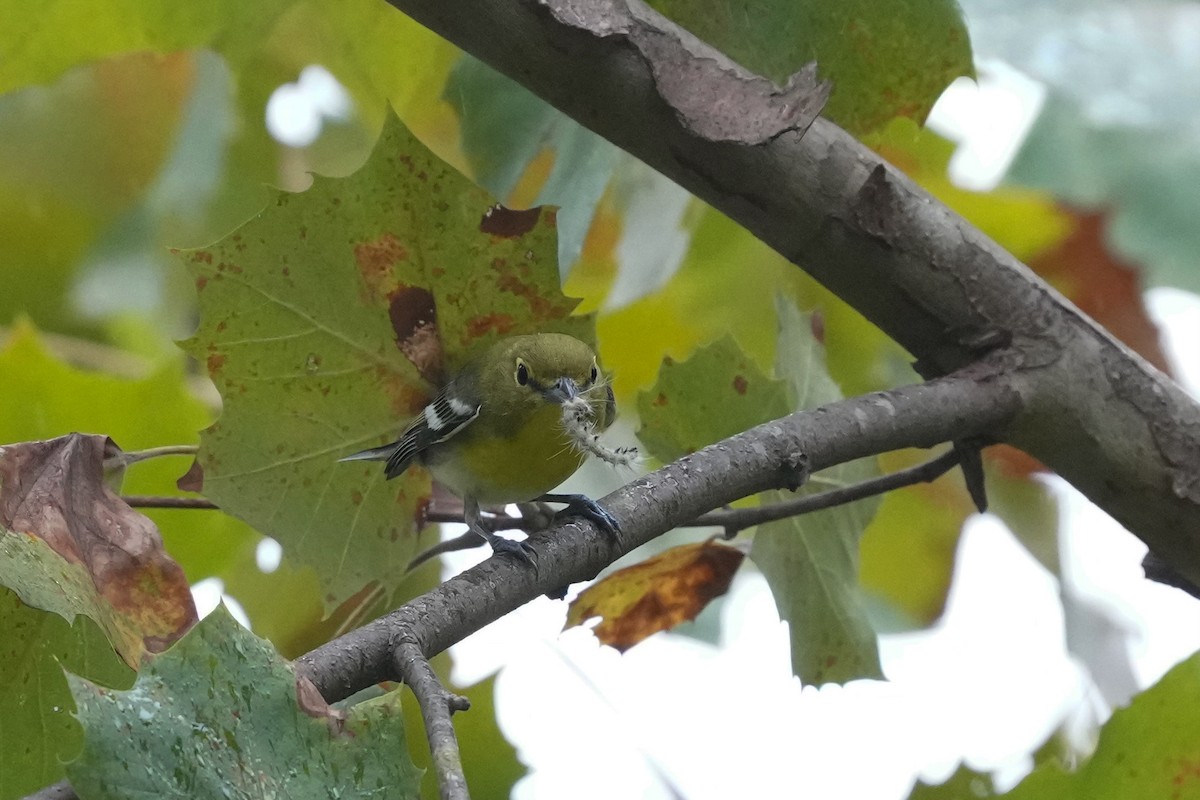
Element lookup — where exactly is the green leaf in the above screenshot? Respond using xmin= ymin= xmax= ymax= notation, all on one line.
xmin=0 ymin=320 xmax=256 ymax=584
xmin=635 ymin=301 xmax=882 ymax=684
xmin=65 ymin=605 xmax=420 ymax=799
xmin=446 ymin=55 xmax=621 ymax=279
xmin=636 ymin=335 xmax=790 ymax=462
xmin=963 ymin=3 xmax=1200 ymax=292
xmin=908 ymin=763 xmax=998 ymax=799
xmin=0 ymin=587 xmax=133 ymax=800
xmin=999 ymin=651 xmax=1200 ymax=800
xmin=0 ymin=1 xmax=459 ymax=342
xmin=645 ymin=0 xmax=972 ymax=135
xmin=180 ymin=110 xmax=592 ymax=609
xmin=751 ymin=297 xmax=883 ymax=683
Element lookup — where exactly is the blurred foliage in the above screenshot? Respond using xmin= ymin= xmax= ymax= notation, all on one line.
xmin=646 ymin=0 xmax=973 ymax=135
xmin=0 ymin=0 xmax=1197 ymax=797
xmin=962 ymin=0 xmax=1200 ymax=292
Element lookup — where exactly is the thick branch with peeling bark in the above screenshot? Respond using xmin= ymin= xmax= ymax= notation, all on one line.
xmin=378 ymin=0 xmax=1200 ymax=583
xmin=28 ymin=372 xmax=1021 ymax=800
xmin=297 ymin=370 xmax=1020 ymax=701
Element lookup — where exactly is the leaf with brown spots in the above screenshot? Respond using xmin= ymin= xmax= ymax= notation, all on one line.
xmin=0 ymin=434 xmax=197 ymax=666
xmin=996 ymin=650 xmax=1200 ymax=800
xmin=178 ymin=111 xmax=593 ymax=610
xmin=635 ymin=300 xmax=883 ymax=684
xmin=567 ymin=540 xmax=744 ymax=651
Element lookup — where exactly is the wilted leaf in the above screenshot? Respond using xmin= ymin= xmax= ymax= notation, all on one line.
xmin=0 ymin=586 xmax=132 ymax=799
xmin=0 ymin=320 xmax=256 ymax=585
xmin=646 ymin=0 xmax=972 ymax=135
xmin=65 ymin=605 xmax=420 ymax=799
xmin=567 ymin=540 xmax=745 ymax=651
xmin=999 ymin=651 xmax=1200 ymax=800
xmin=0 ymin=434 xmax=197 ymax=665
xmin=180 ymin=110 xmax=592 ymax=609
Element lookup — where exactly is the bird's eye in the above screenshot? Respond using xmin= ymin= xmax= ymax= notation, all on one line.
xmin=589 ymin=362 xmax=599 ymax=383
xmin=515 ymin=360 xmax=530 ymax=386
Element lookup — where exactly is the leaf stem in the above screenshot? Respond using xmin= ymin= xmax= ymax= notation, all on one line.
xmin=121 ymin=495 xmax=219 ymax=510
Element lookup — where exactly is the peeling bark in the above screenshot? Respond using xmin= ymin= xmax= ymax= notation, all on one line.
xmin=382 ymin=0 xmax=1200 ymax=582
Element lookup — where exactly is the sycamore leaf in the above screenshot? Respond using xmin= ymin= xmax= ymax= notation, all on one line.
xmin=0 ymin=434 xmax=197 ymax=666
xmin=0 ymin=586 xmax=133 ymax=799
xmin=751 ymin=298 xmax=883 ymax=684
xmin=636 ymin=335 xmax=790 ymax=463
xmin=645 ymin=0 xmax=972 ymax=135
xmin=65 ymin=605 xmax=420 ymax=800
xmin=636 ymin=302 xmax=882 ymax=684
xmin=998 ymin=651 xmax=1200 ymax=800
xmin=908 ymin=763 xmax=999 ymax=799
xmin=180 ymin=110 xmax=592 ymax=609
xmin=567 ymin=540 xmax=745 ymax=651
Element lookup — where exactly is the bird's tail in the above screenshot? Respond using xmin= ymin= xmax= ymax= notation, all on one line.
xmin=339 ymin=441 xmax=401 ymax=464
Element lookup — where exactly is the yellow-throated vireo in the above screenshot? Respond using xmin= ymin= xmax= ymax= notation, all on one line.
xmin=341 ymin=333 xmax=622 ymax=560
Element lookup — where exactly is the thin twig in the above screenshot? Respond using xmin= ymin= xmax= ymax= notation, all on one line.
xmin=121 ymin=495 xmax=219 ymax=510
xmin=696 ymin=447 xmax=962 ymax=537
xmin=116 ymin=445 xmax=200 ymax=465
xmin=405 ymin=449 xmax=962 ymax=566
xmin=394 ymin=642 xmax=471 ymax=800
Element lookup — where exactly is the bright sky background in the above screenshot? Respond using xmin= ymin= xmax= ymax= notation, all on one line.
xmin=187 ymin=55 xmax=1200 ymax=800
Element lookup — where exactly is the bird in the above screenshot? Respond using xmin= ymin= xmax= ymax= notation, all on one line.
xmin=340 ymin=333 xmax=621 ymax=560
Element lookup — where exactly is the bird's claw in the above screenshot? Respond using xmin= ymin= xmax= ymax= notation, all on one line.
xmin=553 ymin=495 xmax=621 ymax=542
xmin=486 ymin=534 xmax=538 ymax=565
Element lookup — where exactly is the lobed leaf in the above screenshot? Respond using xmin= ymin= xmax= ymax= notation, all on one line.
xmin=0 ymin=587 xmax=132 ymax=799
xmin=180 ymin=111 xmax=592 ymax=609
xmin=998 ymin=651 xmax=1200 ymax=800
xmin=636 ymin=301 xmax=883 ymax=683
xmin=65 ymin=605 xmax=420 ymax=800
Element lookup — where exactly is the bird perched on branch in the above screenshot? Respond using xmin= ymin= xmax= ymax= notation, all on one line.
xmin=341 ymin=333 xmax=633 ymax=560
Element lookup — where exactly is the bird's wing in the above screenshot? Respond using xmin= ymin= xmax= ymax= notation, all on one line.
xmin=383 ymin=388 xmax=481 ymax=479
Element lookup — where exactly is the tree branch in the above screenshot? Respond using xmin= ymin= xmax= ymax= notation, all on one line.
xmin=378 ymin=0 xmax=1200 ymax=583
xmin=409 ymin=447 xmax=963 ymax=565
xmin=698 ymin=446 xmax=963 ymax=536
xmin=29 ymin=372 xmax=1017 ymax=800
xmin=122 ymin=495 xmax=220 ymax=510
xmin=297 ymin=369 xmax=1021 ymax=701
xmin=394 ymin=643 xmax=471 ymax=800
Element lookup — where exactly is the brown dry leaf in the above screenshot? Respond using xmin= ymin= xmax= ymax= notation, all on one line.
xmin=0 ymin=433 xmax=197 ymax=665
xmin=566 ymin=540 xmax=744 ymax=651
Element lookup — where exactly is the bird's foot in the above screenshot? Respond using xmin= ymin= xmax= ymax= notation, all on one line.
xmin=539 ymin=493 xmax=620 ymax=542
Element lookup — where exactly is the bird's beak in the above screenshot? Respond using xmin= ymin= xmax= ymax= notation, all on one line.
xmin=543 ymin=377 xmax=579 ymax=404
